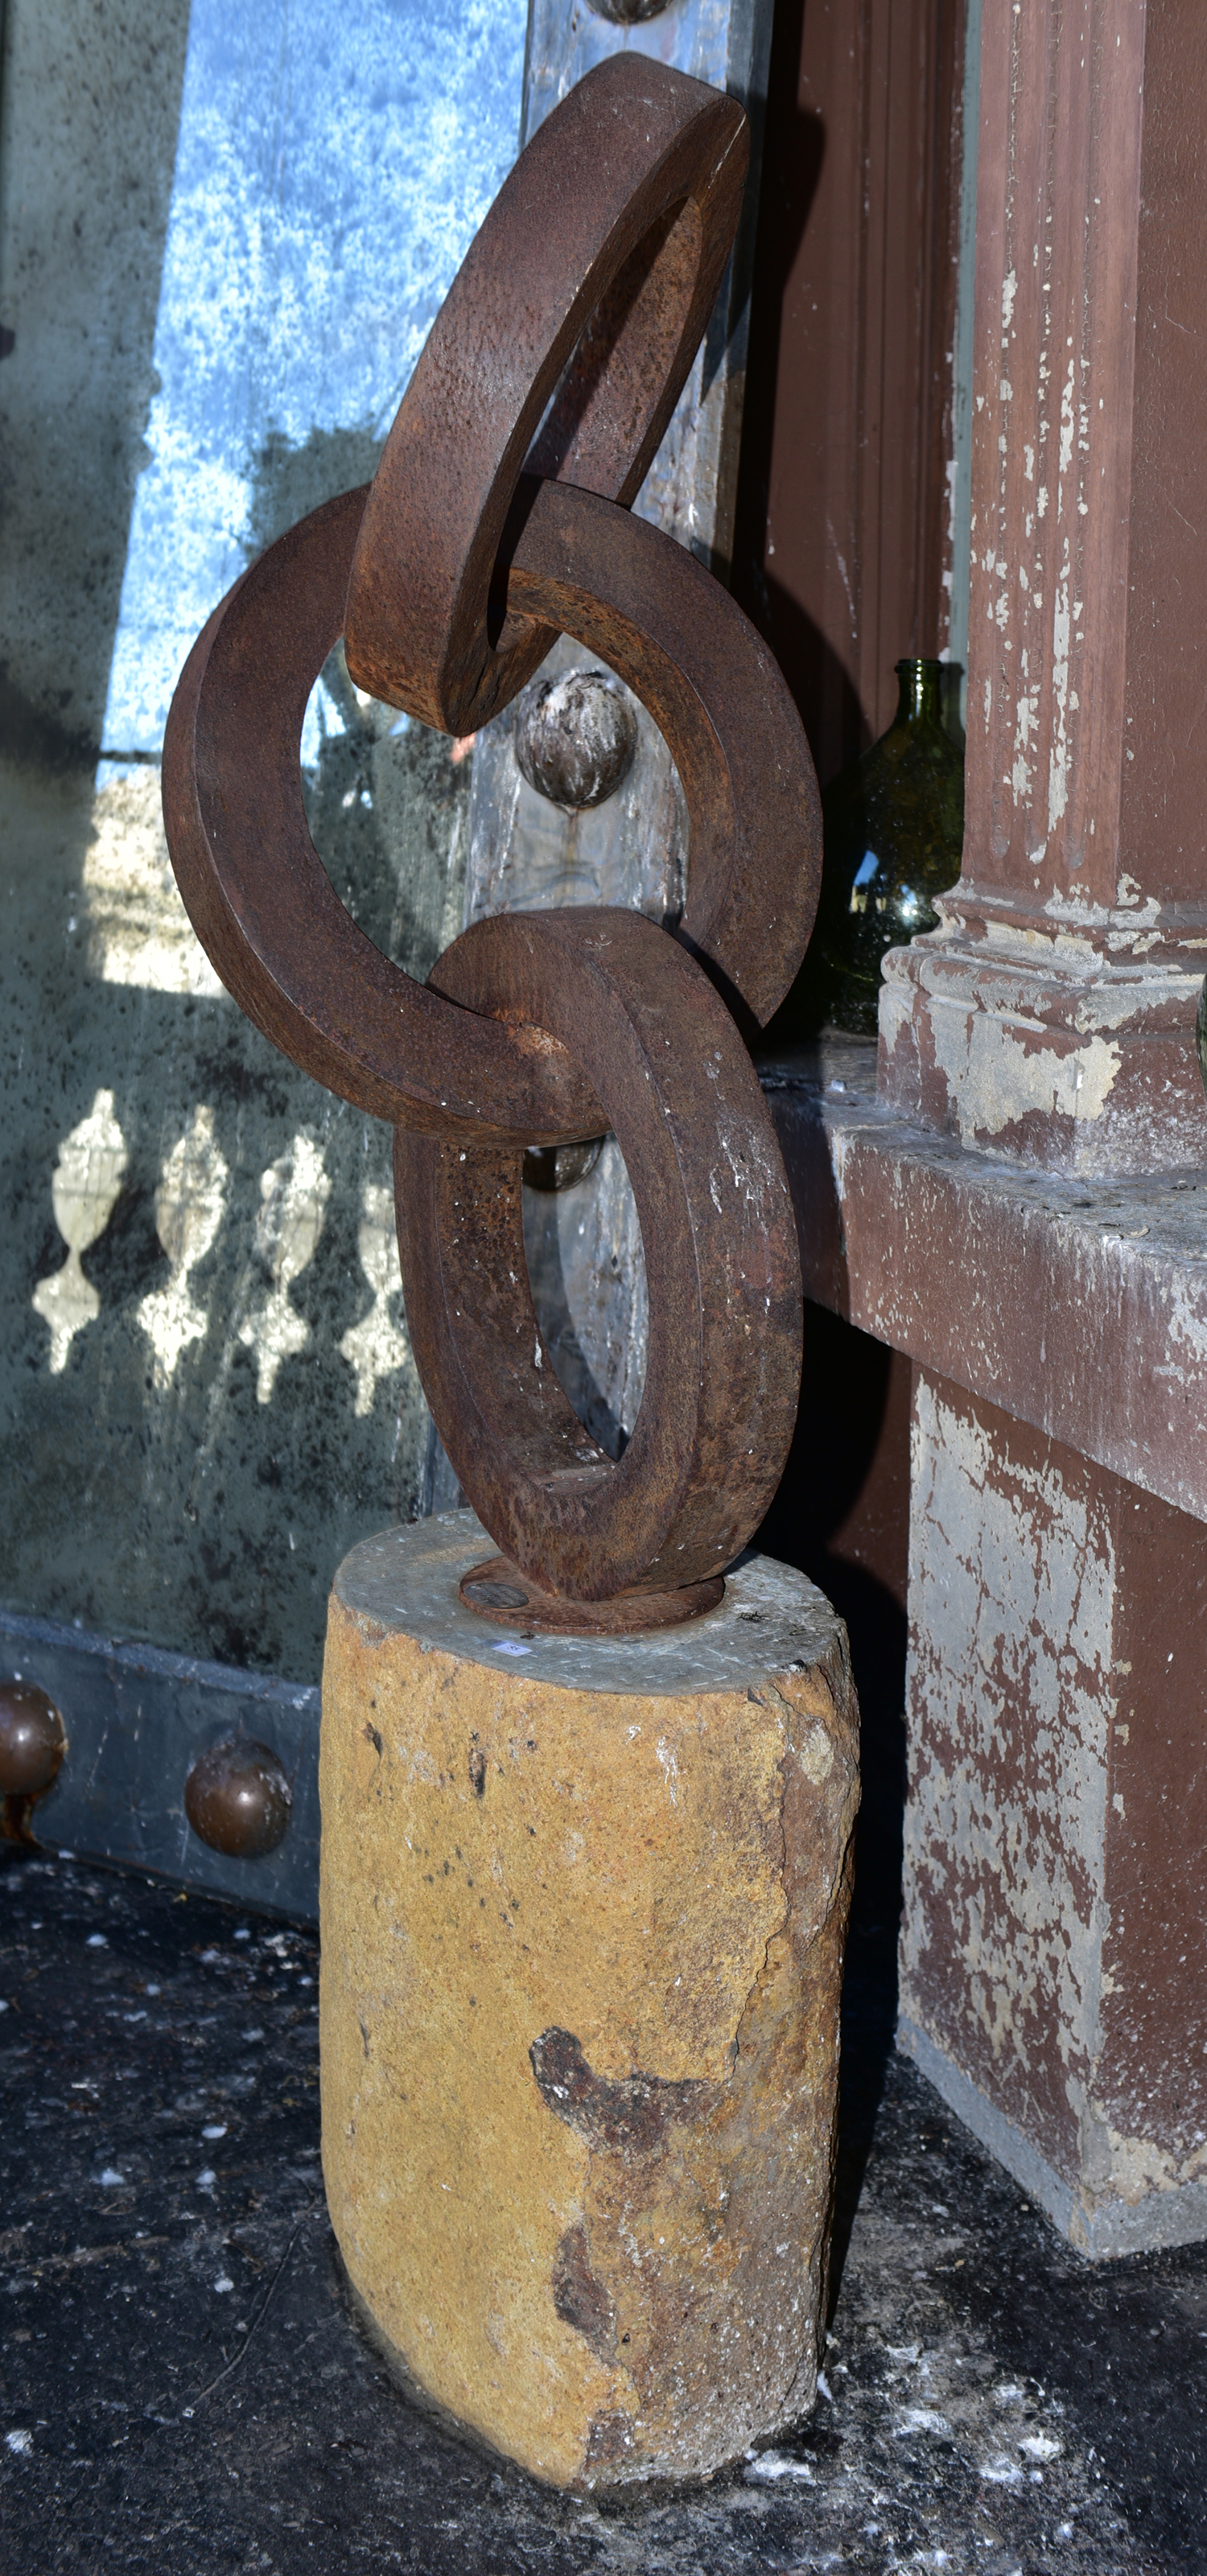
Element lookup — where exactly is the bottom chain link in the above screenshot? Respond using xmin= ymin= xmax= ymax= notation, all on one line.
xmin=395 ymin=907 xmax=802 ymax=1608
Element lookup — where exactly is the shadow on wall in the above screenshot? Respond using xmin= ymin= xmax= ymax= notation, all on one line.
xmin=733 ymin=4 xmax=909 ymax=2265
xmin=0 ymin=6 xmax=192 ymax=772
xmin=731 ymin=0 xmax=871 ymax=785
xmin=756 ymin=1303 xmax=911 ymax=2305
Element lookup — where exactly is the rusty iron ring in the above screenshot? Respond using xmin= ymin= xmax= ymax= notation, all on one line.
xmin=163 ymin=56 xmax=819 ymax=1619
xmin=395 ymin=908 xmax=803 ymax=1603
xmin=343 ymin=53 xmax=748 ymax=735
xmin=162 ymin=472 xmax=821 ymax=1145
xmin=163 ymin=486 xmax=603 ymax=1146
xmin=500 ymin=475 xmax=820 ymax=1029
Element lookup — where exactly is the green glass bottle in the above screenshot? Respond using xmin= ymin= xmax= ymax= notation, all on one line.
xmin=767 ymin=657 xmax=964 ymax=1043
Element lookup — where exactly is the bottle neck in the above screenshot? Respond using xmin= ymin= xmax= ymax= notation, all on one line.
xmin=894 ymin=658 xmax=945 ymax=726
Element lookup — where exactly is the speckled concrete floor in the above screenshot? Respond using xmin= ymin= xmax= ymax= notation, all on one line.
xmin=2 ymin=1847 xmax=1203 ymax=2574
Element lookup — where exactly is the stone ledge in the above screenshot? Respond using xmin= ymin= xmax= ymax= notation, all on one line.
xmin=764 ymin=1037 xmax=1207 ymax=1527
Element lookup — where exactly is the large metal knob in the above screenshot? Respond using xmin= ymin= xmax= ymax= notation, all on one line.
xmin=522 ymin=1137 xmax=604 ymax=1195
xmin=514 ymin=668 xmax=637 ymax=810
xmin=184 ymin=1737 xmax=292 ymax=1858
xmin=0 ymin=1683 xmax=67 ymax=1798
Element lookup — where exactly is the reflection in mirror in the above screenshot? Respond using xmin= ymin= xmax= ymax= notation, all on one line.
xmin=302 ymin=647 xmax=471 ymax=987
xmin=522 ymin=1138 xmax=647 ymax=1463
xmin=0 ymin=0 xmax=528 ymax=1680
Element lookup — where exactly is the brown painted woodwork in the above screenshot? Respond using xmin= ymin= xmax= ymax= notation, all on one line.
xmin=748 ymin=2 xmax=1207 ymax=2245
xmin=1104 ymin=1488 xmax=1207 ymax=2171
xmin=735 ymin=0 xmax=966 ymax=782
xmin=880 ymin=0 xmax=1207 ymax=1175
xmin=961 ymin=0 xmax=1207 ymax=916
xmin=774 ymin=1043 xmax=1207 ymax=1532
xmin=901 ymin=1367 xmax=1207 ymax=2253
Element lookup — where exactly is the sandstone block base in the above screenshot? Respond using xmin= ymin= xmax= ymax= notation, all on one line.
xmin=319 ymin=1512 xmax=859 ymax=2492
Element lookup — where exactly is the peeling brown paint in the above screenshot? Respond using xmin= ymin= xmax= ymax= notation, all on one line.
xmin=901 ymin=1370 xmax=1114 ymax=2187
xmin=772 ymin=1042 xmax=1207 ymax=1533
xmin=900 ymin=1368 xmax=1207 ymax=2255
xmin=874 ymin=0 xmax=1207 ymax=1177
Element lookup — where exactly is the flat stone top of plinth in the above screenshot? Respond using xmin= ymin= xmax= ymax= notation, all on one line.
xmin=332 ymin=1511 xmax=843 ymax=1699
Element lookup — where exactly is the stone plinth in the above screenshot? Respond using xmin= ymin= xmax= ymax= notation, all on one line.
xmin=319 ymin=1511 xmax=859 ymax=2492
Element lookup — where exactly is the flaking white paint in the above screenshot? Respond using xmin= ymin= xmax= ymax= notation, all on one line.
xmin=925 ymin=996 xmax=1121 ymax=1140
xmin=902 ymin=1376 xmax=1114 ymax=2166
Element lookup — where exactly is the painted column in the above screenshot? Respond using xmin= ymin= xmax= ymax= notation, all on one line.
xmin=880 ymin=0 xmax=1207 ymax=1178
xmin=878 ymin=0 xmax=1207 ymax=2250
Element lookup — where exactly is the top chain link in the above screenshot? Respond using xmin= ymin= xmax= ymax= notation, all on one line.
xmin=163 ymin=55 xmax=823 ymax=1624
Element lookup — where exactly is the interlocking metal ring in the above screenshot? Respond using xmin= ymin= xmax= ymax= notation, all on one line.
xmin=163 ymin=54 xmax=822 ymax=1629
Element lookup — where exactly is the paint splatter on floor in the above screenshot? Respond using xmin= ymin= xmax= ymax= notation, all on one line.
xmin=1 ymin=1850 xmax=1202 ymax=2571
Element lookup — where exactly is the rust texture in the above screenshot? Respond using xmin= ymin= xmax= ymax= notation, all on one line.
xmin=162 ymin=55 xmax=822 ymax=1628
xmin=459 ymin=1556 xmax=723 ymax=1636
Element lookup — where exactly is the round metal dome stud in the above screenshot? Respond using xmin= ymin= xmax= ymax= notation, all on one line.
xmin=522 ymin=1137 xmax=605 ymax=1194
xmin=514 ymin=668 xmax=638 ymax=810
xmin=0 ymin=1682 xmax=67 ymax=1799
xmin=183 ymin=1737 xmax=292 ymax=1860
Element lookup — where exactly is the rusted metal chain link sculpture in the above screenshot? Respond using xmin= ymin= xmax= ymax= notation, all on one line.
xmin=163 ymin=56 xmax=822 ymax=1634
